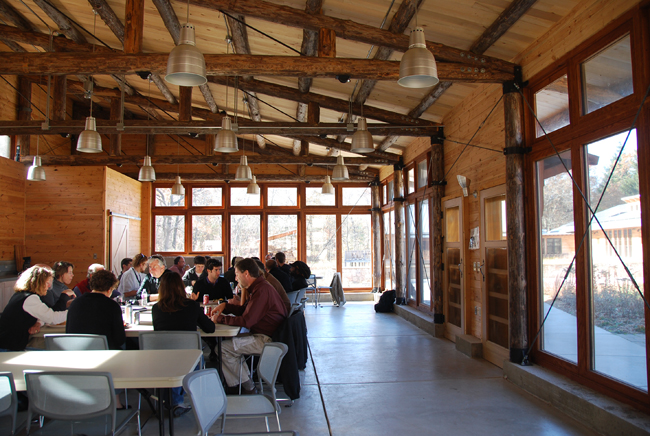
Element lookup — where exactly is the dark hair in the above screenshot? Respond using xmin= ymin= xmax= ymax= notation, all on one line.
xmin=235 ymin=258 xmax=261 ymax=278
xmin=255 ymin=260 xmax=265 ymax=273
xmin=121 ymin=258 xmax=132 ymax=268
xmin=52 ymin=261 xmax=74 ymax=279
xmin=265 ymin=259 xmax=277 ymax=270
xmin=89 ymin=270 xmax=118 ymax=293
xmin=133 ymin=253 xmax=148 ymax=268
xmin=206 ymin=258 xmax=222 ymax=271
xmin=173 ymin=256 xmax=184 ymax=265
xmin=193 ymin=255 xmax=206 ymax=265
xmin=231 ymin=256 xmax=238 ymax=267
xmin=275 ymin=252 xmax=286 ymax=264
xmin=157 ymin=272 xmax=188 ymax=312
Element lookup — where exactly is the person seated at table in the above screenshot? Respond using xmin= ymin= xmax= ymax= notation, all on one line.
xmin=118 ymin=257 xmax=132 ymax=281
xmin=266 ymin=259 xmax=292 ymax=293
xmin=117 ymin=253 xmax=148 ymax=299
xmin=210 ymin=258 xmax=286 ymax=395
xmin=169 ymin=256 xmax=189 ymax=277
xmin=66 ymin=269 xmax=126 ymax=350
xmin=41 ymin=261 xmax=76 ymax=310
xmin=72 ymin=263 xmax=104 ymax=297
xmin=223 ymin=256 xmax=242 ymax=286
xmin=258 ymin=260 xmax=291 ymax=314
xmin=153 ymin=272 xmax=215 ymax=416
xmin=289 ymin=260 xmax=311 ymax=291
xmin=137 ymin=255 xmax=169 ymax=302
xmin=275 ymin=252 xmax=291 ymax=276
xmin=182 ymin=255 xmax=206 ymax=287
xmin=191 ymin=258 xmax=233 ymax=303
xmin=0 ymin=265 xmax=68 ymax=351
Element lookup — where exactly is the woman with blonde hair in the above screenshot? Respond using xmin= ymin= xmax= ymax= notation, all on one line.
xmin=0 ymin=265 xmax=68 ymax=351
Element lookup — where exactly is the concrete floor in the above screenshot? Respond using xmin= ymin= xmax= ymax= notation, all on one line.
xmin=126 ymin=301 xmax=597 ymax=436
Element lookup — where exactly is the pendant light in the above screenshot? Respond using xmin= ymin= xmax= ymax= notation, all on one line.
xmin=139 ymin=78 xmax=156 ymax=182
xmin=171 ymin=137 xmax=185 ymax=196
xmin=322 ymin=166 xmax=334 ymax=194
xmin=77 ymin=14 xmax=103 ymax=152
xmin=165 ymin=0 xmax=207 ymax=86
xmin=235 ymin=139 xmax=252 ymax=181
xmin=398 ymin=27 xmax=439 ymax=88
xmin=247 ymin=175 xmax=260 ymax=195
xmin=331 ymin=153 xmax=349 ymax=181
xmin=350 ymin=113 xmax=374 ymax=153
xmin=27 ymin=136 xmax=46 ymax=181
xmin=215 ymin=70 xmax=239 ymax=153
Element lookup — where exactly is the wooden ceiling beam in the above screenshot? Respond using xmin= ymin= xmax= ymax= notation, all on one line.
xmin=470 ymin=0 xmax=538 ymax=55
xmin=32 ymin=0 xmax=87 ymax=44
xmin=0 ymin=0 xmax=36 ymax=32
xmin=0 ymin=24 xmax=113 ymax=53
xmin=122 ymin=172 xmax=376 ymax=182
xmin=0 ymin=52 xmax=514 ymax=83
xmin=124 ymin=0 xmax=144 ymax=54
xmin=189 ymin=0 xmax=515 ymax=73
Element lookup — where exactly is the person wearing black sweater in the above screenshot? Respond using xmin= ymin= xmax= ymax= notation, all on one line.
xmin=152 ymin=272 xmax=215 ymax=417
xmin=191 ymin=258 xmax=233 ymax=302
xmin=266 ymin=259 xmax=293 ymax=293
xmin=66 ymin=270 xmax=126 ymax=351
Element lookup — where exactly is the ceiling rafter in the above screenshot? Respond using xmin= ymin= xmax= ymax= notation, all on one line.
xmin=123 ymin=172 xmax=376 ymax=182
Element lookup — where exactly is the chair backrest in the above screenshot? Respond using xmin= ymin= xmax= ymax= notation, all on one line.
xmin=0 ymin=372 xmax=18 ymax=435
xmin=285 ymin=291 xmax=299 ymax=305
xmin=183 ymin=369 xmax=226 ymax=436
xmin=306 ymin=275 xmax=316 ymax=287
xmin=44 ymin=334 xmax=109 ymax=351
xmin=257 ymin=342 xmax=288 ymax=402
xmin=288 ymin=303 xmax=301 ymax=316
xmin=139 ymin=331 xmax=202 ymax=351
xmin=296 ymin=288 xmax=307 ymax=304
xmin=25 ymin=371 xmax=116 ymax=433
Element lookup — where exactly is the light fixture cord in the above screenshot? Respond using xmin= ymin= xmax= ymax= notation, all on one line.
xmin=186 ymin=0 xmax=190 ymax=23
xmin=177 ymin=136 xmax=180 ymax=176
xmin=36 ymin=135 xmax=39 ymax=156
xmin=234 ymin=76 xmax=239 ymax=125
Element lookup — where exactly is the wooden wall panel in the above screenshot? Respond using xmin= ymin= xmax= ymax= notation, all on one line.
xmin=25 ymin=166 xmax=105 ymax=277
xmin=0 ymin=158 xmax=25 ymax=261
xmin=0 ymin=75 xmax=18 ymax=122
xmin=105 ymin=168 xmax=142 ymax=264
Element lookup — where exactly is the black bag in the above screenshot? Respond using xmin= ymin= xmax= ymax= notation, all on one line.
xmin=374 ymin=290 xmax=396 ymax=313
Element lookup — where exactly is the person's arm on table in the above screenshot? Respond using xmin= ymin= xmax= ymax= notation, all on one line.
xmin=24 ymin=294 xmax=67 ymax=325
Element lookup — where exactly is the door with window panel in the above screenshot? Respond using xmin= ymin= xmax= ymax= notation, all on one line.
xmin=444 ymin=198 xmax=463 ymax=340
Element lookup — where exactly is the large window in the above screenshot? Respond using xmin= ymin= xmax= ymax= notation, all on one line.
xmin=230 ymin=215 xmax=260 ymax=258
xmin=341 ymin=214 xmax=372 ymax=288
xmin=418 ymin=199 xmax=431 ymax=306
xmin=155 ymin=215 xmax=184 ymax=252
xmin=268 ymin=215 xmax=297 ymax=262
xmin=306 ymin=187 xmax=335 ymax=206
xmin=306 ymin=215 xmax=337 ymax=287
xmin=383 ymin=210 xmax=395 ymax=291
xmin=342 ymin=187 xmax=371 ymax=206
xmin=192 ymin=215 xmax=222 ymax=252
xmin=268 ymin=187 xmax=297 ymax=207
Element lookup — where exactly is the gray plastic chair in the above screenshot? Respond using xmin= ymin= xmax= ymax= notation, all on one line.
xmin=285 ymin=291 xmax=299 ymax=305
xmin=139 ymin=330 xmax=204 ymax=368
xmin=224 ymin=342 xmax=288 ymax=432
xmin=0 ymin=372 xmax=25 ymax=435
xmin=24 ymin=371 xmax=140 ymax=436
xmin=182 ymin=369 xmax=226 ymax=436
xmin=44 ymin=333 xmax=109 ymax=351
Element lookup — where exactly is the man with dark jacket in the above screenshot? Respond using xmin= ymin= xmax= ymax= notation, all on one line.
xmin=191 ymin=258 xmax=233 ymax=302
xmin=137 ymin=255 xmax=169 ymax=302
xmin=290 ymin=260 xmax=311 ymax=291
xmin=182 ymin=255 xmax=207 ymax=287
xmin=275 ymin=252 xmax=291 ymax=276
xmin=266 ymin=259 xmax=292 ymax=293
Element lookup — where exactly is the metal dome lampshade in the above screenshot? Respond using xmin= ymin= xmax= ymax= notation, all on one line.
xmin=235 ymin=155 xmax=252 ymax=181
xmin=76 ymin=116 xmax=103 ymax=153
xmin=322 ymin=175 xmax=334 ymax=195
xmin=247 ymin=175 xmax=260 ymax=195
xmin=138 ymin=156 xmax=156 ymax=182
xmin=331 ymin=155 xmax=349 ymax=181
xmin=214 ymin=117 xmax=239 ymax=153
xmin=165 ymin=23 xmax=207 ymax=86
xmin=350 ymin=117 xmax=375 ymax=153
xmin=172 ymin=176 xmax=185 ymax=196
xmin=398 ymin=27 xmax=439 ymax=88
xmin=27 ymin=156 xmax=46 ymax=182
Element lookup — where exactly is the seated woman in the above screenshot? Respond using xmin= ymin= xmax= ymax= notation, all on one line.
xmin=66 ymin=270 xmax=126 ymax=350
xmin=0 ymin=265 xmax=68 ymax=351
xmin=152 ymin=272 xmax=215 ymax=417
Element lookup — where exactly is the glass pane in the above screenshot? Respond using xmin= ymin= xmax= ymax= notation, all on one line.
xmin=306 ymin=215 xmax=337 ymax=287
xmin=485 ymin=195 xmax=507 ymax=241
xmin=407 ymin=203 xmax=416 ymax=301
xmin=417 ymin=160 xmax=428 ymax=189
xmin=341 ymin=214 xmax=372 ymax=288
xmin=268 ymin=187 xmax=297 ymax=206
xmin=537 ymin=150 xmax=577 ymax=363
xmin=383 ymin=212 xmax=394 ymax=291
xmin=230 ymin=215 xmax=260 ymax=258
xmin=0 ymin=135 xmax=10 ymax=158
xmin=446 ymin=207 xmax=459 ymax=243
xmin=419 ymin=200 xmax=431 ymax=306
xmin=155 ymin=215 xmax=184 ymax=252
xmin=447 ymin=248 xmax=462 ymax=327
xmin=342 ymin=187 xmax=371 ymax=206
xmin=407 ymin=168 xmax=415 ymax=194
xmin=192 ymin=215 xmax=222 ymax=252
xmin=268 ymin=215 xmax=297 ymax=263
xmin=582 ymin=35 xmax=633 ymax=115
xmin=387 ymin=181 xmax=394 ymax=202
xmin=487 ymin=248 xmax=509 ymax=348
xmin=535 ymin=74 xmax=569 ymax=137
xmin=306 ymin=187 xmax=335 ymax=206
xmin=231 ymin=187 xmax=260 ymax=206
xmin=155 ymin=187 xmax=184 ymax=207
xmin=587 ymin=130 xmax=645 ymax=390
xmin=383 ymin=185 xmax=387 ymax=204
xmin=192 ymin=187 xmax=222 ymax=207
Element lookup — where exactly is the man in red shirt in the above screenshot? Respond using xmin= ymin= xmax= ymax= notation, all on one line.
xmin=211 ymin=257 xmax=286 ymax=394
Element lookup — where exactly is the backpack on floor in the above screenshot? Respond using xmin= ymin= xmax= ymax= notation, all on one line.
xmin=374 ymin=290 xmax=396 ymax=313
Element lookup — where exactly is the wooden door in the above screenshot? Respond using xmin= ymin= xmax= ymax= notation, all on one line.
xmin=110 ymin=216 xmax=129 ymax=276
xmin=443 ymin=198 xmax=463 ymax=341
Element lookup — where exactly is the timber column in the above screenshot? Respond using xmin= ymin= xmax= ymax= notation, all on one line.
xmin=371 ymin=181 xmax=382 ymax=293
xmin=430 ymin=131 xmax=445 ymax=324
xmin=503 ymin=80 xmax=528 ymax=364
xmin=393 ymin=163 xmax=406 ymax=304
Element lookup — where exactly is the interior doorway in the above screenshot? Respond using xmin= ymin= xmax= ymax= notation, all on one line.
xmin=443 ymin=197 xmax=464 ymax=341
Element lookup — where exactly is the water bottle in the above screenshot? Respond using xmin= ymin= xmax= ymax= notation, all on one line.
xmin=124 ymin=303 xmax=133 ymax=324
xmin=141 ymin=289 xmax=148 ymax=305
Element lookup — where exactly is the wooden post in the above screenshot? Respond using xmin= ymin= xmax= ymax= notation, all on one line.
xmin=124 ymin=0 xmax=144 ymax=54
xmin=504 ymin=85 xmax=528 ymax=364
xmin=318 ymin=28 xmax=336 ymax=58
xmin=16 ymin=76 xmax=31 ymax=155
xmin=393 ymin=164 xmax=406 ymax=304
xmin=205 ymin=134 xmax=215 ymax=156
xmin=109 ymin=97 xmax=121 ymax=156
xmin=52 ymin=75 xmax=66 ymax=121
xmin=179 ymin=86 xmax=192 ymax=122
xmin=300 ymin=140 xmax=309 ymax=157
xmin=431 ymin=131 xmax=445 ymax=323
xmin=371 ymin=182 xmax=382 ymax=293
